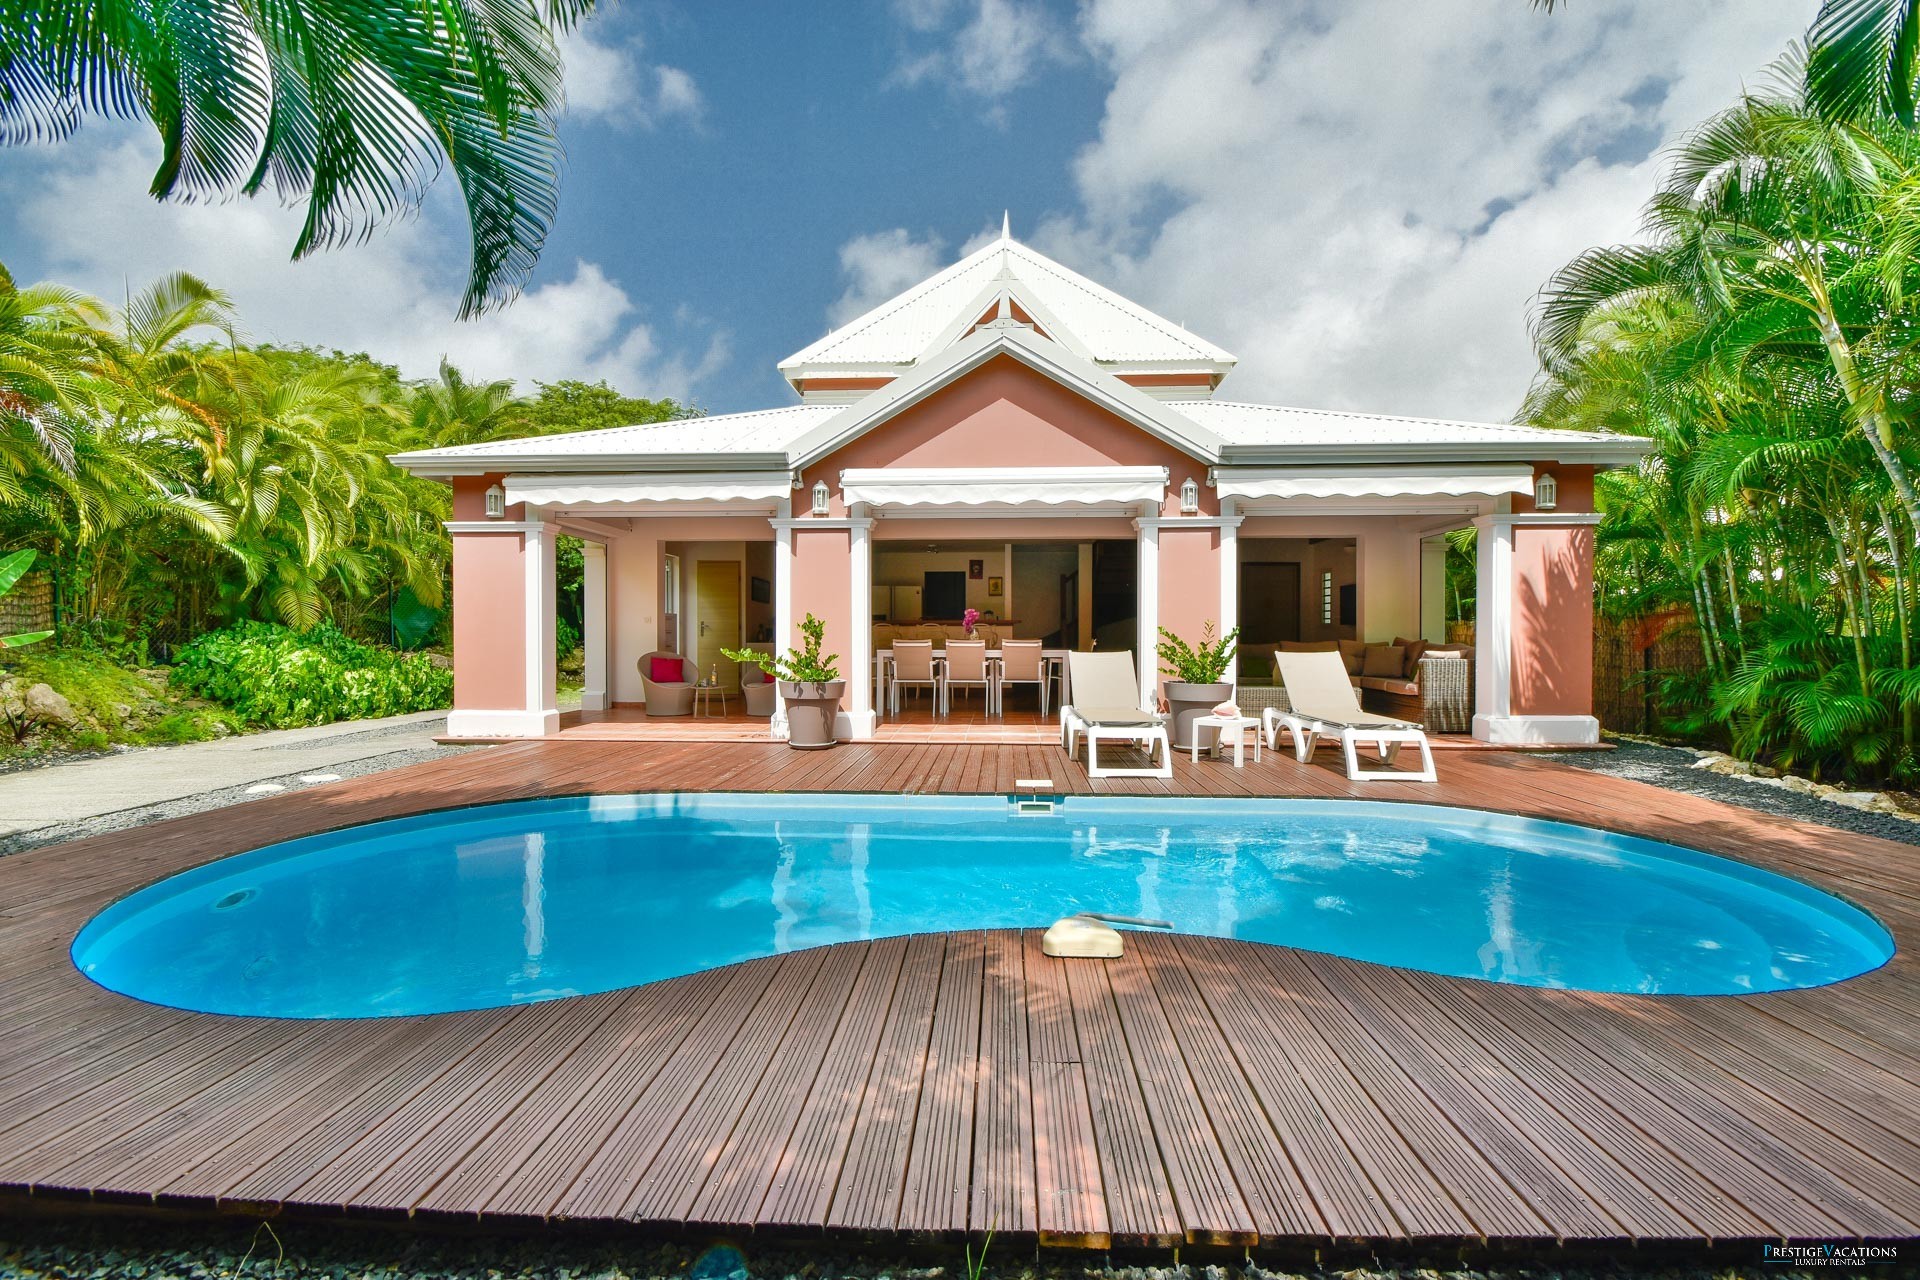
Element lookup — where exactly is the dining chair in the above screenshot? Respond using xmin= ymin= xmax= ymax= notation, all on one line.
xmin=943 ymin=640 xmax=992 ymax=716
xmin=998 ymin=639 xmax=1048 ymax=716
xmin=890 ymin=640 xmax=940 ymax=715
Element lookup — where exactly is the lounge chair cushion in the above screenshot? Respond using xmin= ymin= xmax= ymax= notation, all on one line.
xmin=1073 ymin=705 xmax=1163 ymax=727
xmin=1361 ymin=645 xmax=1405 ymax=678
xmin=1393 ymin=637 xmax=1431 ymax=677
xmin=649 ymin=656 xmax=686 ymax=684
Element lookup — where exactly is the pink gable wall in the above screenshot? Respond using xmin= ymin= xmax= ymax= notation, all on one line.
xmin=801 ymin=355 xmax=1210 ymax=516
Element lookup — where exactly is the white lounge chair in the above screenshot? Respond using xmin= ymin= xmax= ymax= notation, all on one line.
xmin=1061 ymin=651 xmax=1171 ymax=779
xmin=1263 ymin=650 xmax=1437 ymax=783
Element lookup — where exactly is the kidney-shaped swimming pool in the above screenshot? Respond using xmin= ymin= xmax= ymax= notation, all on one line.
xmin=71 ymin=793 xmax=1894 ymax=1017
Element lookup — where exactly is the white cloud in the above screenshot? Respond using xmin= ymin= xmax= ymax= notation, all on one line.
xmin=558 ymin=24 xmax=704 ymax=128
xmin=828 ymin=228 xmax=948 ymax=325
xmin=1027 ymin=0 xmax=1812 ymax=421
xmin=12 ymin=129 xmax=724 ymax=400
xmin=889 ymin=0 xmax=1071 ymax=120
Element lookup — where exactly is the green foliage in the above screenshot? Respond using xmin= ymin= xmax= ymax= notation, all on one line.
xmin=555 ymin=614 xmax=581 ymax=662
xmin=170 ymin=621 xmax=452 ymax=728
xmin=1156 ymin=620 xmax=1240 ymax=685
xmin=0 ymin=0 xmax=595 ymax=316
xmin=725 ymin=614 xmax=840 ymax=685
xmin=1528 ymin=60 xmax=1920 ymax=785
xmin=499 ymin=380 xmax=689 ymax=436
xmin=0 ymin=643 xmax=243 ymax=753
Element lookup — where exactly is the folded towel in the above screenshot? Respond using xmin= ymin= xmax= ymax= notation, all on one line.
xmin=1212 ymin=700 xmax=1240 ymax=717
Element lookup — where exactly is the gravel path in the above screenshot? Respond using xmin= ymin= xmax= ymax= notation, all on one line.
xmin=0 ymin=1214 xmax=1814 ymax=1280
xmin=0 ymin=727 xmax=478 ymax=857
xmin=1556 ymin=740 xmax=1920 ymax=848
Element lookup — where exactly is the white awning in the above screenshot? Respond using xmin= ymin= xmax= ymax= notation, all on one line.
xmin=839 ymin=466 xmax=1167 ymax=508
xmin=504 ymin=472 xmax=792 ymax=507
xmin=1215 ymin=465 xmax=1534 ymax=501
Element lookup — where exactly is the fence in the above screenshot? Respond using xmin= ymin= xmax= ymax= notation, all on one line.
xmin=1592 ymin=612 xmax=1706 ymax=734
xmin=0 ymin=573 xmax=53 ymax=639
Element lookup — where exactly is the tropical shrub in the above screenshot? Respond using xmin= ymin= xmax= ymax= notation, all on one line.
xmin=171 ymin=621 xmax=452 ymax=727
xmin=1156 ymin=621 xmax=1240 ymax=685
xmin=725 ymin=614 xmax=840 ymax=685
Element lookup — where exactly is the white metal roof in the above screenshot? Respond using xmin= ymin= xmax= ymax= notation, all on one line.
xmin=388 ymin=404 xmax=838 ymax=474
xmin=779 ymin=232 xmax=1236 ymax=378
xmin=1180 ymin=400 xmax=1624 ymax=448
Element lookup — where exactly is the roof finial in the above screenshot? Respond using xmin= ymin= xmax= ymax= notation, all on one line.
xmin=1001 ymin=209 xmax=1011 ymax=241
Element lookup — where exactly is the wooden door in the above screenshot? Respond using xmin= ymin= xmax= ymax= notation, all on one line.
xmin=694 ymin=560 xmax=741 ymax=689
xmin=1241 ymin=562 xmax=1302 ymax=643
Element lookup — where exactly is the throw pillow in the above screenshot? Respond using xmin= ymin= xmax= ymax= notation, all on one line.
xmin=1336 ymin=638 xmax=1367 ymax=676
xmin=1393 ymin=636 xmax=1431 ymax=677
xmin=1362 ymin=645 xmax=1405 ymax=679
xmin=648 ymin=656 xmax=685 ymax=684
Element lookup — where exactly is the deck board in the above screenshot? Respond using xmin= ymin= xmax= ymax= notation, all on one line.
xmin=1 ymin=739 xmax=1917 ymax=1249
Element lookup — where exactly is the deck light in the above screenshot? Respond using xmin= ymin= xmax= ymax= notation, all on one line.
xmin=1179 ymin=475 xmax=1199 ymax=515
xmin=484 ymin=483 xmax=505 ymax=519
xmin=1534 ymin=472 xmax=1558 ymax=511
xmin=811 ymin=480 xmax=830 ymax=516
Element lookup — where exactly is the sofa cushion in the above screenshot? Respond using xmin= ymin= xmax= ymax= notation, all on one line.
xmin=1393 ymin=636 xmax=1431 ymax=678
xmin=1353 ymin=675 xmax=1420 ymax=696
xmin=1362 ymin=645 xmax=1405 ymax=678
xmin=648 ymin=656 xmax=686 ymax=684
xmin=1278 ymin=640 xmax=1339 ymax=653
xmin=1336 ymin=638 xmax=1367 ymax=675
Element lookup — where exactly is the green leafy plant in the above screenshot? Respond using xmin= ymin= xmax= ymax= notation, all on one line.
xmin=724 ymin=613 xmax=840 ymax=685
xmin=170 ymin=621 xmax=452 ymax=727
xmin=964 ymin=1224 xmax=996 ymax=1280
xmin=1156 ymin=620 xmax=1239 ymax=685
xmin=0 ymin=550 xmax=52 ymax=650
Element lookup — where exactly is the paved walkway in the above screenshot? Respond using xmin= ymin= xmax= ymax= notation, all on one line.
xmin=0 ymin=710 xmax=456 ymax=841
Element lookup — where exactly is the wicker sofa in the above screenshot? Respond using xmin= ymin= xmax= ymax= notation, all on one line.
xmin=1239 ymin=641 xmax=1475 ymax=734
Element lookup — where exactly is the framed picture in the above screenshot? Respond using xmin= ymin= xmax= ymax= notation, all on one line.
xmin=749 ymin=575 xmax=771 ymax=604
xmin=987 ymin=575 xmax=1003 ymax=597
xmin=968 ymin=558 xmax=984 ymax=580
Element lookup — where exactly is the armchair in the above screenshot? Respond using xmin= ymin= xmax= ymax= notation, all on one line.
xmin=638 ymin=651 xmax=695 ymax=716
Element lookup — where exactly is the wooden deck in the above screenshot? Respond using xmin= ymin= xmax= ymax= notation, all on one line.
xmin=2 ymin=741 xmax=1917 ymax=1250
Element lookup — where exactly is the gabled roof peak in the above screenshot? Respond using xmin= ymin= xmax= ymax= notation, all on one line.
xmin=780 ymin=230 xmax=1236 ymax=398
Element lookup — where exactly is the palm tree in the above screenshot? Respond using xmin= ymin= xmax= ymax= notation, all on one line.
xmin=0 ymin=0 xmax=592 ymax=317
xmin=1808 ymin=0 xmax=1920 ymax=123
xmin=407 ymin=358 xmax=524 ymax=448
xmin=1534 ymin=85 xmax=1920 ymax=537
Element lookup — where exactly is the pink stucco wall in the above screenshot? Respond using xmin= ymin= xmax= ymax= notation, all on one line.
xmin=1157 ymin=526 xmax=1221 ymax=683
xmin=1510 ymin=523 xmax=1596 ymax=717
xmin=802 ymin=355 xmax=1205 ymax=517
xmin=450 ymin=476 xmax=527 ymax=711
xmin=790 ymin=527 xmax=852 ymax=675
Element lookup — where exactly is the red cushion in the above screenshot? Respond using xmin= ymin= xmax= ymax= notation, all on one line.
xmin=648 ymin=656 xmax=685 ymax=684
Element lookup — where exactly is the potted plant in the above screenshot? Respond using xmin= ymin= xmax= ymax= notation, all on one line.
xmin=725 ymin=613 xmax=845 ymax=749
xmin=1156 ymin=620 xmax=1240 ymax=751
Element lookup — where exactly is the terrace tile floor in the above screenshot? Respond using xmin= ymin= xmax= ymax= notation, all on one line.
xmin=1 ymin=742 xmax=1915 ymax=1249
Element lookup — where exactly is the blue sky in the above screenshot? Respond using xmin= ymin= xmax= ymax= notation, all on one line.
xmin=0 ymin=0 xmax=1814 ymax=421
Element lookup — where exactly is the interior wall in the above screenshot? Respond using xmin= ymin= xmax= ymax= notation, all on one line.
xmin=872 ymin=546 xmax=1007 ymax=620
xmin=1238 ymin=537 xmax=1358 ymax=644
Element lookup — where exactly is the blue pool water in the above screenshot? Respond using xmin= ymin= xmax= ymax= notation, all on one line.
xmin=72 ymin=794 xmax=1893 ymax=1017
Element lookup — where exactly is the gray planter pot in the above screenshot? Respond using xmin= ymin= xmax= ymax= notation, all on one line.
xmin=779 ymin=680 xmax=845 ymax=749
xmin=1164 ymin=680 xmax=1232 ymax=751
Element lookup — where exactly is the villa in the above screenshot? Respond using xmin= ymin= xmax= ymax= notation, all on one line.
xmin=392 ymin=227 xmax=1648 ymax=745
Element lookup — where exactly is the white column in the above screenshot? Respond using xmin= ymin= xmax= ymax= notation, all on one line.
xmin=580 ymin=539 xmax=608 ymax=711
xmin=522 ymin=508 xmax=560 ymax=736
xmin=770 ymin=498 xmax=793 ymax=738
xmin=846 ymin=509 xmax=875 ymax=739
xmin=1471 ymin=511 xmax=1512 ymax=741
xmin=1135 ymin=510 xmax=1159 ymax=708
xmin=1218 ymin=499 xmax=1240 ymax=692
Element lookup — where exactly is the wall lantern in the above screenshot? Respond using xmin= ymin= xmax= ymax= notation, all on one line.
xmin=1534 ymin=472 xmax=1558 ymax=511
xmin=484 ymin=482 xmax=506 ymax=519
xmin=811 ymin=480 xmax=831 ymax=516
xmin=1179 ymin=475 xmax=1200 ymax=515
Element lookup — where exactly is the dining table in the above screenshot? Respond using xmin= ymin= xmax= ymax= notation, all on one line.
xmin=872 ymin=647 xmax=1071 ymax=717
